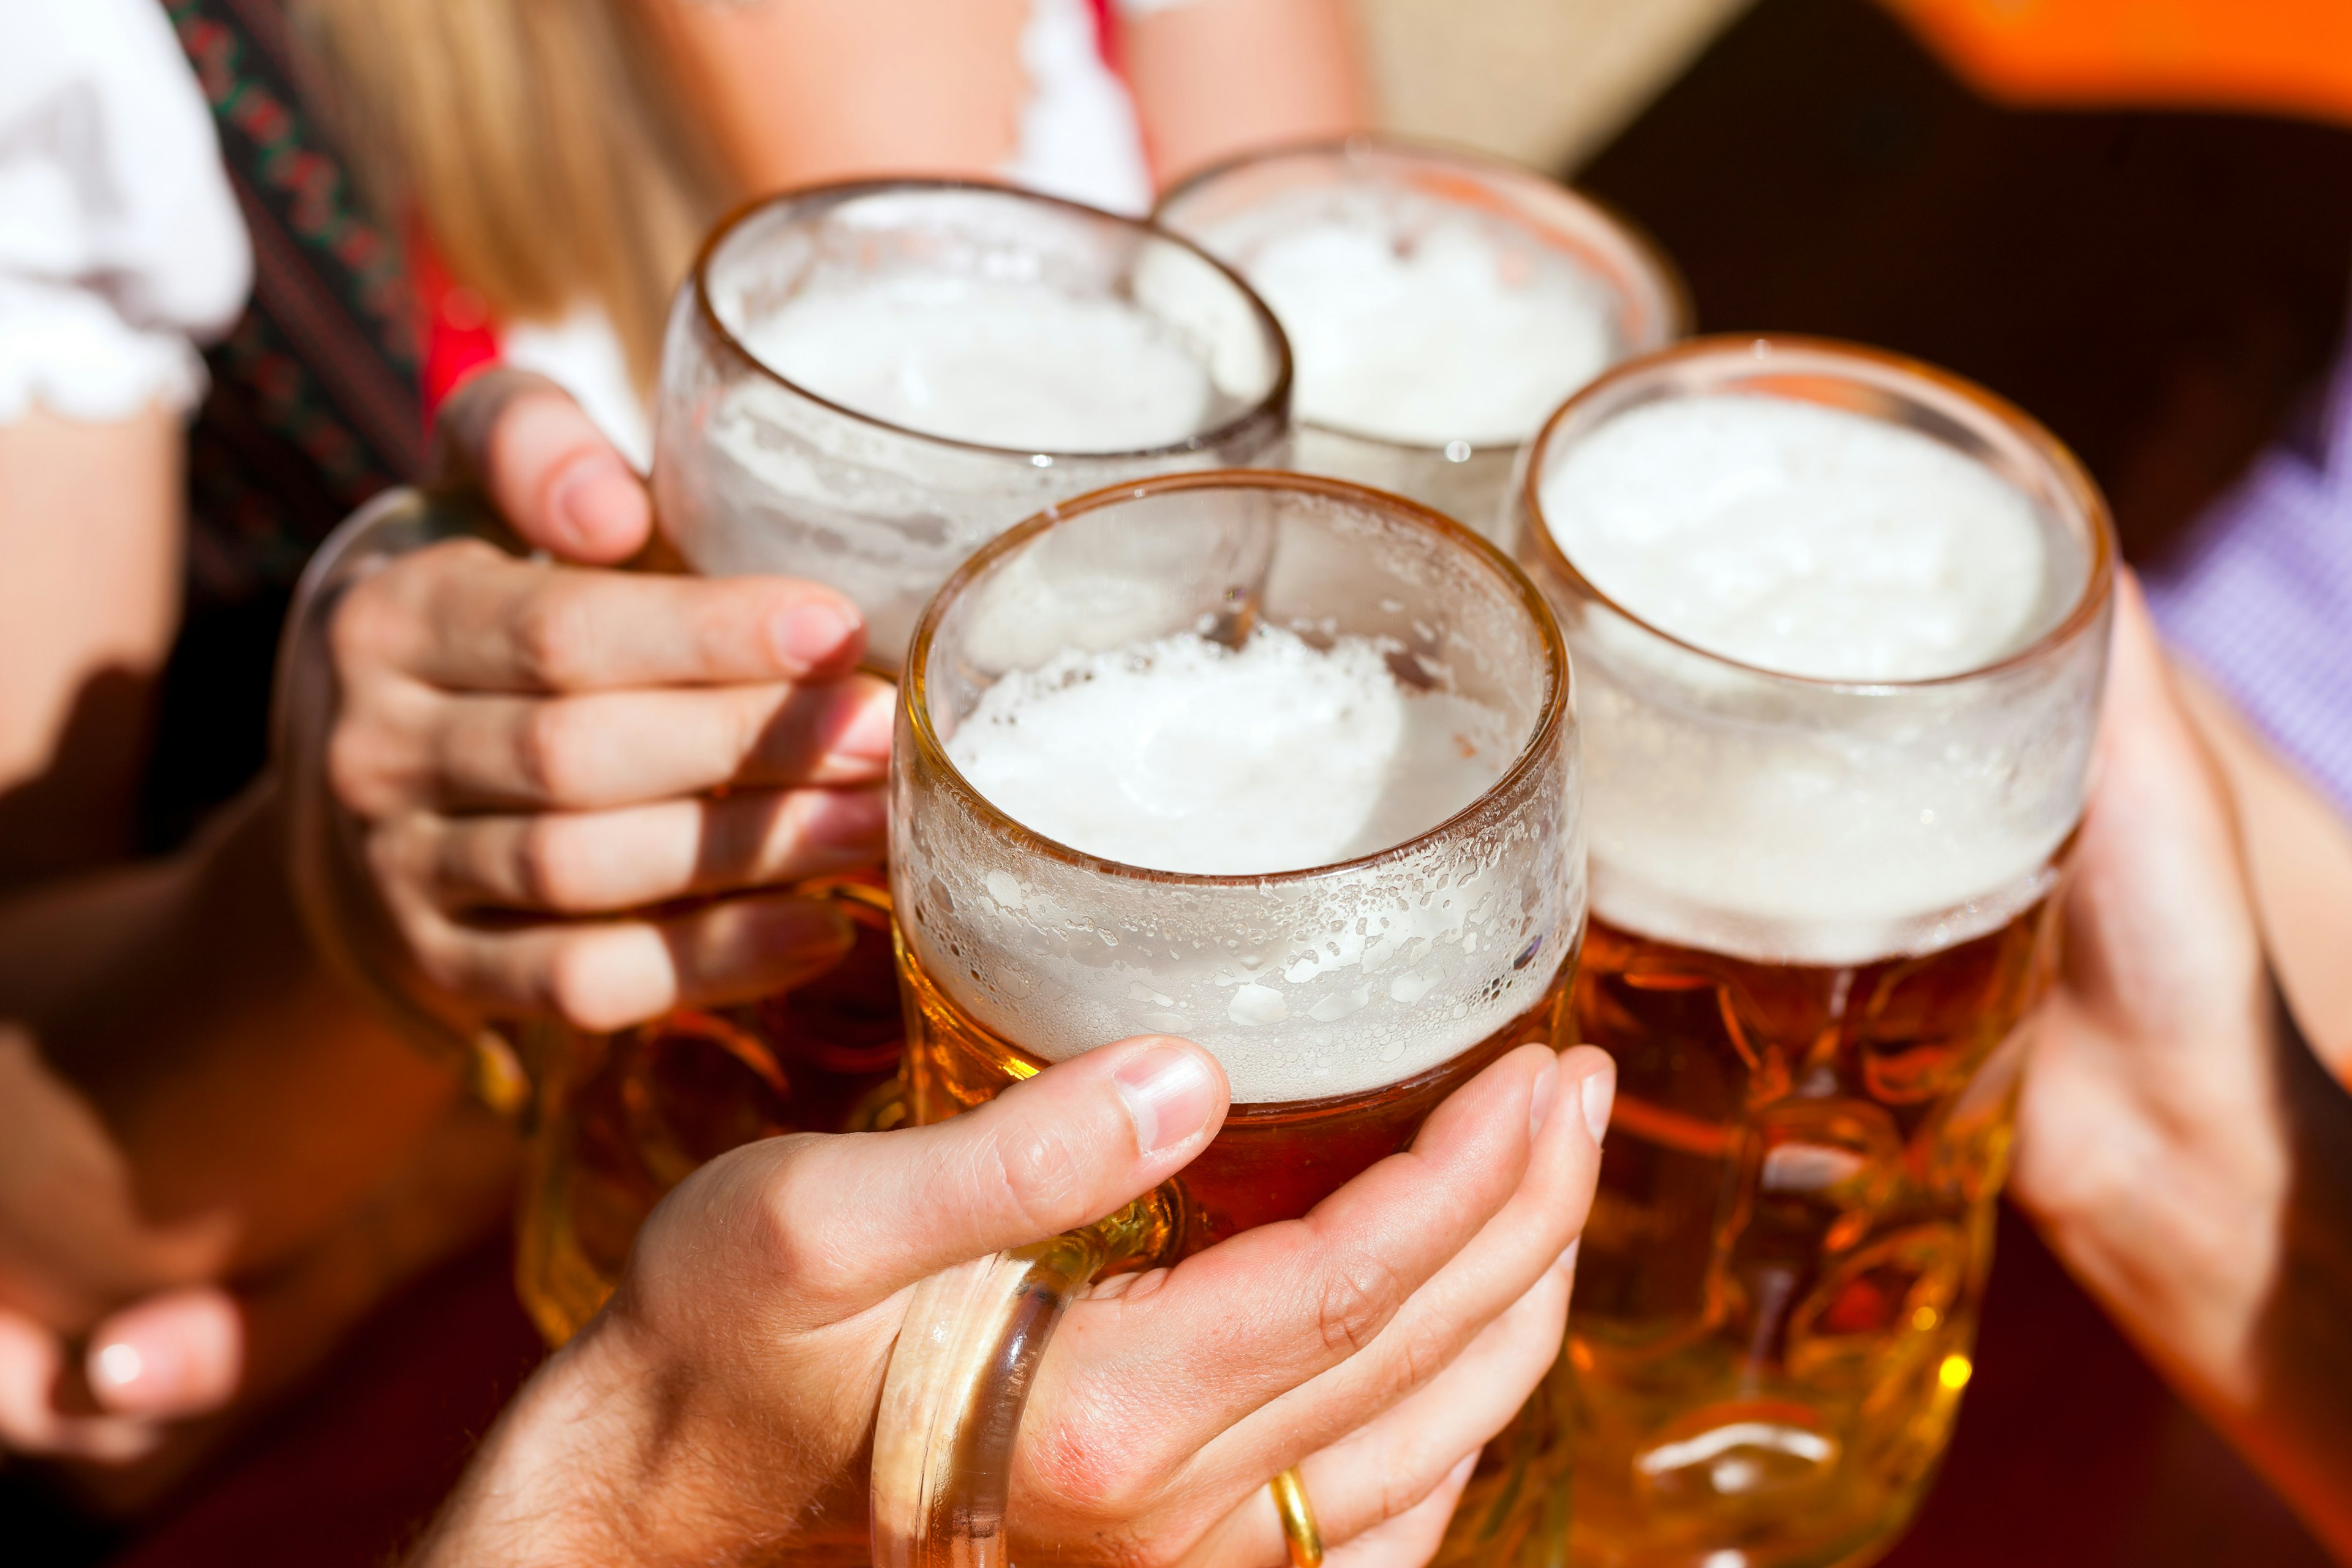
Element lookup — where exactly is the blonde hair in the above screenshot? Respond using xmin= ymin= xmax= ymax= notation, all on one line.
xmin=297 ymin=0 xmax=732 ymax=389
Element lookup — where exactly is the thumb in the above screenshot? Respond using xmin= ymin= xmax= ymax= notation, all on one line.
xmin=436 ymin=369 xmax=654 ymax=564
xmin=639 ymin=1036 xmax=1229 ymax=1328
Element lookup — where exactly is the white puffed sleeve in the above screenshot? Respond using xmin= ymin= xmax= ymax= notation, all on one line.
xmin=0 ymin=0 xmax=252 ymax=424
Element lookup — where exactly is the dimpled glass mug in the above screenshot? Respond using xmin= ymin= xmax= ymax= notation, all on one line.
xmin=519 ymin=180 xmax=1294 ymax=1349
xmin=1157 ymin=137 xmax=1686 ymax=540
xmin=874 ymin=469 xmax=1583 ymax=1568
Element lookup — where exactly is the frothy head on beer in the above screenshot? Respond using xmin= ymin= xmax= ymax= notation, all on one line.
xmin=1161 ymin=142 xmax=1683 ymax=450
xmin=894 ymin=472 xmax=1581 ymax=1102
xmin=656 ymin=183 xmax=1290 ymax=667
xmin=1522 ymin=337 xmax=2114 ymax=967
xmin=946 ymin=625 xmax=1514 ymax=875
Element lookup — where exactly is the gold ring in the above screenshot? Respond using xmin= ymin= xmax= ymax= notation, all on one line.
xmin=1268 ymin=1466 xmax=1325 ymax=1568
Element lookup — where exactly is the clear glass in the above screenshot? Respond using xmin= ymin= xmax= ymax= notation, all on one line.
xmin=518 ymin=182 xmax=1293 ymax=1348
xmin=878 ymin=470 xmax=1583 ymax=1567
xmin=1513 ymin=337 xmax=2116 ymax=1568
xmin=658 ymin=179 xmax=1294 ymax=668
xmin=1157 ymin=138 xmax=1686 ymax=541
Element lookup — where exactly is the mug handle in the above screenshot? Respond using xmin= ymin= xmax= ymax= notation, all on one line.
xmin=276 ymin=484 xmax=538 ymax=1113
xmin=871 ymin=1193 xmax=1175 ymax=1568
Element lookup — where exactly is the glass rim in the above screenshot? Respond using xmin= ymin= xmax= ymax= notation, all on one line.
xmin=1518 ymin=333 xmax=2120 ymax=693
xmin=1155 ymin=134 xmax=1694 ymax=458
xmin=687 ymin=176 xmax=1295 ymax=462
xmin=902 ymin=467 xmax=1574 ymax=888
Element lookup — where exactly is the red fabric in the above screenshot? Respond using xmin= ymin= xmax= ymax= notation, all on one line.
xmin=85 ymin=1203 xmax=2329 ymax=1567
xmin=405 ymin=224 xmax=501 ymax=427
xmin=1087 ymin=0 xmax=1122 ymax=75
xmin=104 ymin=1232 xmax=544 ymax=1568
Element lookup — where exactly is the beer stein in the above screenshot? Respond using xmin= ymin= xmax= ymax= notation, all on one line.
xmin=875 ymin=470 xmax=1583 ymax=1566
xmin=1156 ymin=138 xmax=1686 ymax=541
xmin=1514 ymin=337 xmax=2115 ymax=1567
xmin=521 ymin=180 xmax=1292 ymax=1343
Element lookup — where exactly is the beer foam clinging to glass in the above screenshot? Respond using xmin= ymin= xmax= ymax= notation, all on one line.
xmin=1537 ymin=389 xmax=2099 ymax=967
xmin=1229 ymin=208 xmax=1617 ymax=447
xmin=737 ymin=277 xmax=1217 ymax=453
xmin=945 ymin=625 xmax=1514 ymax=875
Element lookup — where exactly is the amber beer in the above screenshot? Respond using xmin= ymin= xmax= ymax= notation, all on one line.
xmin=1517 ymin=339 xmax=2116 ymax=1567
xmin=516 ymin=181 xmax=1291 ymax=1345
xmin=902 ymin=936 xmax=1572 ymax=1259
xmin=873 ymin=471 xmax=1584 ymax=1568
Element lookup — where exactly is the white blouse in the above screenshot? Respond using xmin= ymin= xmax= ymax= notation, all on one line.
xmin=0 ymin=0 xmax=1151 ymax=464
xmin=0 ymin=0 xmax=250 ymax=424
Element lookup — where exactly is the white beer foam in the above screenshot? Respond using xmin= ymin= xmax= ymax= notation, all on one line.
xmin=945 ymin=626 xmax=1513 ymax=875
xmin=1544 ymin=396 xmax=2049 ymax=682
xmin=903 ymin=625 xmax=1577 ymax=1101
xmin=1212 ymin=202 xmax=1616 ymax=447
xmin=737 ymin=276 xmax=1215 ymax=453
xmin=1540 ymin=395 xmax=2095 ymax=965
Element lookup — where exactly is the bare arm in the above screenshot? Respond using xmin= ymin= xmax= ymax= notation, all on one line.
xmin=0 ymin=406 xmax=183 ymax=883
xmin=1117 ymin=0 xmax=1370 ymax=187
xmin=2174 ymin=667 xmax=2352 ymax=1080
xmin=2009 ymin=579 xmax=2352 ymax=1555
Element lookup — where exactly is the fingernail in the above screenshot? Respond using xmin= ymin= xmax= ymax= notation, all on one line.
xmin=1553 ymin=1238 xmax=1580 ymax=1276
xmin=1529 ymin=1056 xmax=1559 ymax=1137
xmin=1581 ymin=1069 xmax=1615 ymax=1147
xmin=1112 ymin=1043 xmax=1220 ymax=1156
xmin=90 ymin=1332 xmax=184 ymax=1407
xmin=547 ymin=452 xmax=647 ymax=554
xmin=831 ymin=685 xmax=896 ymax=763
xmin=1447 ymin=1450 xmax=1480 ymax=1489
xmin=771 ymin=600 xmax=861 ymax=671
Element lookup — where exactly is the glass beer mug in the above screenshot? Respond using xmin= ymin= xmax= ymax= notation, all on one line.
xmin=1156 ymin=138 xmax=1687 ymax=540
xmin=873 ymin=470 xmax=1583 ymax=1566
xmin=1513 ymin=337 xmax=2116 ymax=1567
xmin=521 ymin=181 xmax=1292 ymax=1344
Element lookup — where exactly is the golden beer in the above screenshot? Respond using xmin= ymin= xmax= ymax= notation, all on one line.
xmin=1515 ymin=337 xmax=2117 ymax=1567
xmin=1567 ymin=897 xmax=2059 ymax=1566
xmin=516 ymin=179 xmax=1291 ymax=1345
xmin=875 ymin=470 xmax=1585 ymax=1567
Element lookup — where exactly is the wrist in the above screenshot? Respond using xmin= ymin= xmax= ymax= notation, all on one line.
xmin=410 ymin=1322 xmax=655 ymax=1567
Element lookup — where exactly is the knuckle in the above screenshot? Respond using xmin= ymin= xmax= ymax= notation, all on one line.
xmin=511 ymin=584 xmax=598 ymax=687
xmin=326 ymin=722 xmax=403 ymax=816
xmin=516 ymin=700 xmax=595 ymax=802
xmin=988 ymin=1115 xmax=1093 ymax=1235
xmin=748 ymin=1153 xmax=854 ymax=1294
xmin=327 ymin=584 xmax=396 ymax=677
xmin=516 ymin=814 xmax=597 ymax=910
xmin=1018 ymin=1408 xmax=1171 ymax=1558
xmin=1314 ymin=1251 xmax=1407 ymax=1359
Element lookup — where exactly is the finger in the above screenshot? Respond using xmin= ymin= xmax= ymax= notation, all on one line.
xmin=1322 ymin=1452 xmax=1477 ymax=1568
xmin=638 ymin=1036 xmax=1231 ymax=1328
xmin=331 ymin=538 xmax=866 ymax=695
xmin=85 ymin=1287 xmax=245 ymax=1422
xmin=406 ymin=676 xmax=893 ymax=811
xmin=397 ymin=889 xmax=859 ymax=1031
xmin=1039 ymin=1044 xmax=1576 ymax=1472
xmin=1212 ymin=1262 xmax=1572 ymax=1568
xmin=0 ymin=1308 xmax=158 ymax=1462
xmin=389 ymin=787 xmax=886 ymax=916
xmin=439 ymin=371 xmax=652 ymax=562
xmin=1205 ymin=1046 xmax=1608 ymax=1476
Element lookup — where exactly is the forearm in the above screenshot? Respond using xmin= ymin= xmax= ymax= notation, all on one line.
xmin=0 ymin=405 xmax=185 ymax=883
xmin=1118 ymin=0 xmax=1369 ymax=187
xmin=2037 ymin=986 xmax=2352 ymax=1556
xmin=2239 ymin=992 xmax=2352 ymax=1554
xmin=0 ymin=780 xmax=463 ymax=1276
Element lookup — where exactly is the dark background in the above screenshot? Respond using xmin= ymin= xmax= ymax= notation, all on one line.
xmin=6 ymin=0 xmax=2346 ymax=1561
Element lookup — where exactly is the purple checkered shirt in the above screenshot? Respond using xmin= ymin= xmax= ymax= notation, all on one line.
xmin=2146 ymin=339 xmax=2352 ymax=817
